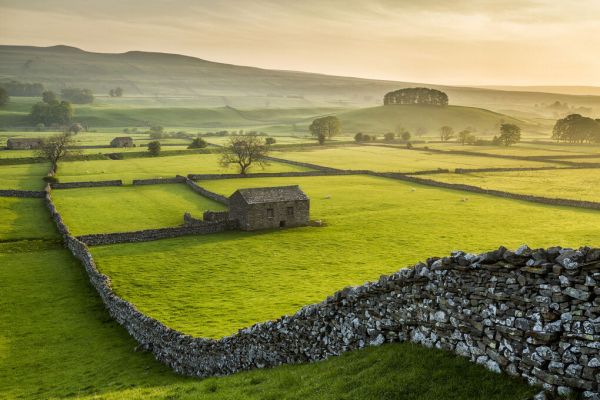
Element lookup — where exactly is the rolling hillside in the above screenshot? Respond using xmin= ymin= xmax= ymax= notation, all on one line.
xmin=2 ymin=45 xmax=600 ymax=111
xmin=336 ymin=104 xmax=535 ymax=136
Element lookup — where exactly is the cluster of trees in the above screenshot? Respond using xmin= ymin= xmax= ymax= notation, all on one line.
xmin=0 ymin=80 xmax=45 ymax=96
xmin=552 ymin=114 xmax=600 ymax=143
xmin=383 ymin=87 xmax=449 ymax=106
xmin=109 ymin=87 xmax=123 ymax=97
xmin=493 ymin=124 xmax=521 ymax=146
xmin=457 ymin=130 xmax=477 ymax=145
xmin=309 ymin=116 xmax=341 ymax=144
xmin=354 ymin=132 xmax=377 ymax=142
xmin=30 ymin=91 xmax=73 ymax=126
xmin=61 ymin=88 xmax=94 ymax=104
xmin=0 ymin=87 xmax=8 ymax=106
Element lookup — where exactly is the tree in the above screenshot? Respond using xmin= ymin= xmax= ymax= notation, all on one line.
xmin=109 ymin=87 xmax=124 ymax=97
xmin=61 ymin=88 xmax=94 ymax=104
xmin=42 ymin=91 xmax=57 ymax=104
xmin=384 ymin=132 xmax=395 ymax=141
xmin=36 ymin=133 xmax=75 ymax=173
xmin=265 ymin=137 xmax=276 ymax=145
xmin=220 ymin=135 xmax=270 ymax=175
xmin=149 ymin=125 xmax=164 ymax=137
xmin=354 ymin=132 xmax=364 ymax=142
xmin=148 ymin=140 xmax=161 ymax=156
xmin=401 ymin=131 xmax=411 ymax=142
xmin=440 ymin=126 xmax=454 ymax=142
xmin=0 ymin=87 xmax=8 ymax=106
xmin=497 ymin=124 xmax=521 ymax=146
xmin=309 ymin=116 xmax=341 ymax=144
xmin=30 ymin=100 xmax=73 ymax=126
xmin=552 ymin=114 xmax=600 ymax=143
xmin=188 ymin=137 xmax=208 ymax=149
xmin=457 ymin=130 xmax=472 ymax=145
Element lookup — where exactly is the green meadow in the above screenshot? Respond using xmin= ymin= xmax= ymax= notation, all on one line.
xmin=0 ymin=197 xmax=58 ymax=240
xmin=0 ymin=202 xmax=537 ymax=400
xmin=52 ymin=184 xmax=227 ymax=235
xmin=273 ymin=145 xmax=557 ymax=172
xmin=55 ymin=153 xmax=311 ymax=184
xmin=427 ymin=168 xmax=600 ymax=202
xmin=90 ymin=175 xmax=600 ymax=338
xmin=0 ymin=162 xmax=49 ymax=190
xmin=0 ymin=247 xmax=538 ymax=400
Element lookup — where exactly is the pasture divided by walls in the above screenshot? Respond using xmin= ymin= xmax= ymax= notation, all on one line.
xmin=43 ymin=183 xmax=600 ymax=398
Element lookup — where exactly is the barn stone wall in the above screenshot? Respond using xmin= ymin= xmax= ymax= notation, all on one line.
xmin=42 ymin=185 xmax=600 ymax=399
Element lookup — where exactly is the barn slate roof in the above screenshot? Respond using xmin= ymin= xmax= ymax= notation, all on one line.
xmin=232 ymin=185 xmax=308 ymax=205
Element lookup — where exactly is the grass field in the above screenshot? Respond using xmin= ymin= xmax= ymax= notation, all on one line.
xmin=1 ymin=228 xmax=537 ymax=399
xmin=52 ymin=184 xmax=227 ymax=235
xmin=273 ymin=145 xmax=557 ymax=172
xmin=0 ymin=162 xmax=49 ymax=190
xmin=0 ymin=197 xmax=58 ymax=240
xmin=90 ymin=175 xmax=600 ymax=339
xmin=55 ymin=153 xmax=311 ymax=184
xmin=427 ymin=168 xmax=600 ymax=202
xmin=412 ymin=142 xmax=594 ymax=157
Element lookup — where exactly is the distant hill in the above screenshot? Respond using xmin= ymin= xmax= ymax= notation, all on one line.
xmin=2 ymin=45 xmax=600 ymax=111
xmin=478 ymin=85 xmax=600 ymax=97
xmin=336 ymin=104 xmax=534 ymax=136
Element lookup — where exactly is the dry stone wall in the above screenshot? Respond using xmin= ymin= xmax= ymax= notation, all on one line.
xmin=51 ymin=180 xmax=123 ymax=189
xmin=371 ymin=171 xmax=600 ymax=211
xmin=185 ymin=178 xmax=230 ymax=205
xmin=187 ymin=170 xmax=357 ymax=181
xmin=132 ymin=176 xmax=187 ymax=185
xmin=75 ymin=222 xmax=232 ymax=246
xmin=43 ymin=183 xmax=600 ymax=399
xmin=0 ymin=189 xmax=45 ymax=198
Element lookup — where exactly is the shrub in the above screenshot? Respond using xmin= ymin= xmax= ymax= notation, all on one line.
xmin=354 ymin=132 xmax=364 ymax=142
xmin=384 ymin=132 xmax=395 ymax=141
xmin=188 ymin=137 xmax=208 ymax=149
xmin=148 ymin=141 xmax=161 ymax=156
xmin=265 ymin=137 xmax=276 ymax=145
xmin=43 ymin=176 xmax=59 ymax=184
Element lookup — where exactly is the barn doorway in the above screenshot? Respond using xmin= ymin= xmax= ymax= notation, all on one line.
xmin=279 ymin=220 xmax=286 ymax=228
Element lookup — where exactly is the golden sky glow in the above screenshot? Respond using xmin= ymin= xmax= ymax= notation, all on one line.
xmin=1 ymin=0 xmax=599 ymax=86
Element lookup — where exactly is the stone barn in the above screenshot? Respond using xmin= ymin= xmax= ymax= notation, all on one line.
xmin=6 ymin=138 xmax=43 ymax=150
xmin=110 ymin=137 xmax=134 ymax=148
xmin=228 ymin=185 xmax=309 ymax=231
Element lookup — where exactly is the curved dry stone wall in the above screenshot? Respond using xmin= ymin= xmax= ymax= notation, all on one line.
xmin=43 ymin=185 xmax=600 ymax=398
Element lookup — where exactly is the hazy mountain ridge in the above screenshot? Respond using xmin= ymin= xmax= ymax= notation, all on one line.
xmin=2 ymin=45 xmax=600 ymax=111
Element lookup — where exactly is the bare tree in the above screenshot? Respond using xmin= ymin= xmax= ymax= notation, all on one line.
xmin=36 ymin=133 xmax=76 ymax=173
xmin=440 ymin=126 xmax=455 ymax=142
xmin=220 ymin=135 xmax=270 ymax=175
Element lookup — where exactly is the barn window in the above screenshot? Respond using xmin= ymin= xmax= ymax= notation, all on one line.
xmin=287 ymin=207 xmax=294 ymax=216
xmin=267 ymin=208 xmax=274 ymax=218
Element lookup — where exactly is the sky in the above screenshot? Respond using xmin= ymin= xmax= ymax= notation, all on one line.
xmin=1 ymin=0 xmax=599 ymax=86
